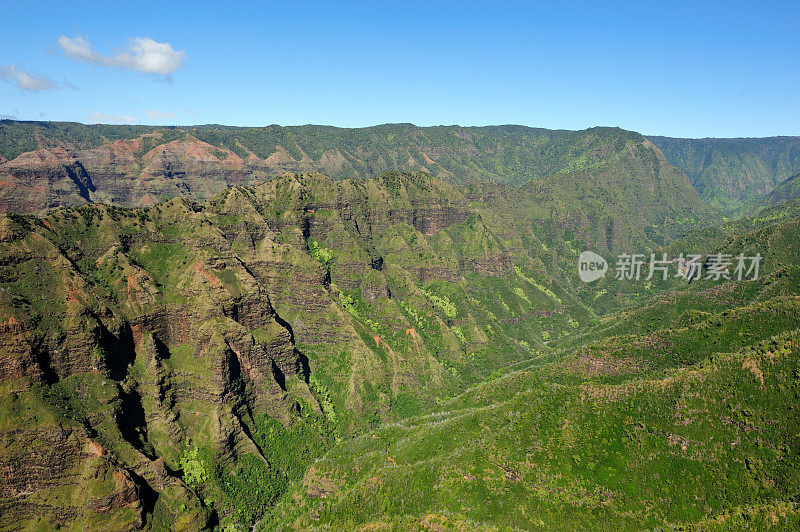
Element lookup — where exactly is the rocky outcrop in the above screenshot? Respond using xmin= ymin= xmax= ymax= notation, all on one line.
xmin=0 ymin=137 xmax=259 ymax=212
xmin=0 ymin=144 xmax=95 ymax=211
xmin=0 ymin=417 xmax=147 ymax=530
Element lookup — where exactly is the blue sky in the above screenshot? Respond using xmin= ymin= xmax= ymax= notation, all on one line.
xmin=1 ymin=0 xmax=798 ymax=137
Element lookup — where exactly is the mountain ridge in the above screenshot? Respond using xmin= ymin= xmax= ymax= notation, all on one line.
xmin=3 ymin=120 xmax=799 ymax=218
xmin=0 ymin=121 xmax=706 ymax=221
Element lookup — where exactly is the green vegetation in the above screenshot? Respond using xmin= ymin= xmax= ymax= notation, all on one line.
xmin=420 ymin=286 xmax=458 ymax=319
xmin=514 ymin=265 xmax=562 ymax=304
xmin=649 ymin=135 xmax=800 ymax=214
xmin=308 ymin=239 xmax=334 ymax=268
xmin=271 ymin=330 xmax=800 ymax=529
xmin=179 ymin=447 xmax=210 ymax=488
xmin=1 ymin=144 xmax=800 ymax=530
xmin=753 ymin=170 xmax=800 ymax=214
xmin=220 ymin=454 xmax=282 ymax=525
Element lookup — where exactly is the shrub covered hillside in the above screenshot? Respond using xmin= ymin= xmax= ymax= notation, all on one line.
xmin=0 ymin=170 xmax=603 ymax=529
xmin=267 ymin=200 xmax=800 ymax=530
xmin=1 ymin=168 xmax=799 ymax=529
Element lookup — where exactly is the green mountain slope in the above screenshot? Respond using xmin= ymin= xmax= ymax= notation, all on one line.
xmin=753 ymin=170 xmax=800 ymax=213
xmin=267 ymin=203 xmax=800 ymax=530
xmin=0 ymin=171 xmax=601 ymax=529
xmin=0 ymin=168 xmax=796 ymax=529
xmin=268 ymin=330 xmax=800 ymax=530
xmin=648 ymin=135 xmax=800 ymax=213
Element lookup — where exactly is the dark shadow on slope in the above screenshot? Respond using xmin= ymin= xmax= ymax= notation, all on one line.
xmin=273 ymin=312 xmax=296 ymax=345
xmin=64 ymin=161 xmax=96 ymax=203
xmin=33 ymin=345 xmax=59 ymax=385
xmin=127 ymin=469 xmax=158 ymax=523
xmin=271 ymin=360 xmax=286 ymax=391
xmin=296 ymin=350 xmax=311 ymax=381
xmin=272 ymin=312 xmax=311 ymax=381
xmin=118 ymin=388 xmax=151 ymax=458
xmin=226 ymin=346 xmax=245 ymax=396
xmin=152 ymin=334 xmax=171 ymax=360
xmin=100 ymin=321 xmax=137 ymax=381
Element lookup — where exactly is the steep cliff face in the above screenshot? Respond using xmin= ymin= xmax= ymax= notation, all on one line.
xmin=0 ymin=398 xmax=148 ymax=531
xmin=0 ymin=143 xmax=95 ymax=211
xmin=0 ymin=136 xmax=260 ymax=211
xmin=0 ymin=198 xmax=314 ymax=529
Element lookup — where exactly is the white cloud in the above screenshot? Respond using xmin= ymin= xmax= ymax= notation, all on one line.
xmin=146 ymin=109 xmax=176 ymax=120
xmin=87 ymin=111 xmax=139 ymax=125
xmin=58 ymin=35 xmax=186 ymax=76
xmin=0 ymin=65 xmax=58 ymax=91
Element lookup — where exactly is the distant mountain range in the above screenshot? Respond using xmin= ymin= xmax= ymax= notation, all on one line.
xmin=753 ymin=169 xmax=800 ymax=212
xmin=2 ymin=120 xmax=799 ymax=216
xmin=648 ymin=135 xmax=800 ymax=213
